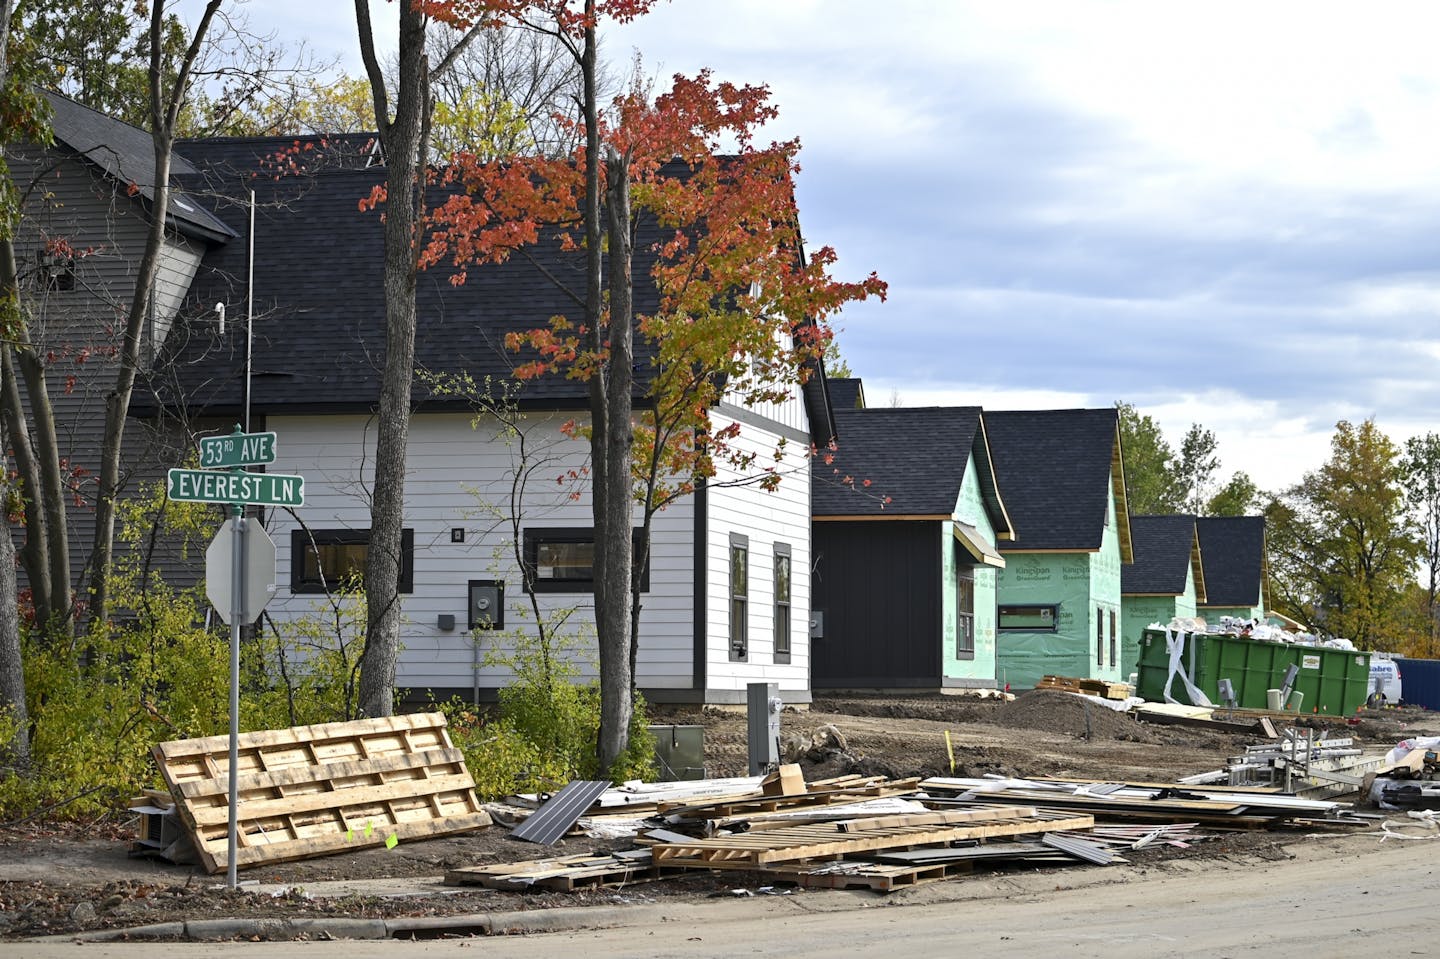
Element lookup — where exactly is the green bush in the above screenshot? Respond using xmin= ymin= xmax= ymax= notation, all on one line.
xmin=433 ymin=621 xmax=655 ymax=800
xmin=0 ymin=487 xmax=371 ymax=820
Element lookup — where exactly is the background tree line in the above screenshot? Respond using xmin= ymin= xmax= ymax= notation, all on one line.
xmin=1118 ymin=401 xmax=1440 ymax=657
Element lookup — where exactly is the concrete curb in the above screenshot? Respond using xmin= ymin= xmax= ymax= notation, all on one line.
xmin=67 ymin=905 xmax=634 ymax=942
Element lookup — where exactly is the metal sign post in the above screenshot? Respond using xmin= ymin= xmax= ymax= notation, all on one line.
xmin=227 ymin=503 xmax=243 ymax=891
xmin=179 ymin=425 xmax=301 ymax=890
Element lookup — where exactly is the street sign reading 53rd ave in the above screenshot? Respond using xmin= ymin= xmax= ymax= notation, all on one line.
xmin=200 ymin=430 xmax=277 ymax=468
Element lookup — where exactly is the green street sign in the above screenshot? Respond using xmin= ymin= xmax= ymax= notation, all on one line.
xmin=199 ymin=431 xmax=277 ymax=469
xmin=168 ymin=468 xmax=305 ymax=507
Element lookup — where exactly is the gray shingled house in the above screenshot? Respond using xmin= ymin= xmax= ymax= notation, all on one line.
xmin=1120 ymin=514 xmax=1207 ymax=681
xmin=810 ymin=405 xmax=1012 ymax=691
xmin=984 ymin=408 xmax=1134 ymax=689
xmin=8 ymin=91 xmax=239 ymax=590
xmin=129 ymin=129 xmax=838 ymax=706
xmin=1195 ymin=516 xmax=1268 ymax=622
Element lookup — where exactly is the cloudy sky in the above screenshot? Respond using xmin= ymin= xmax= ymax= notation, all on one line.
xmin=200 ymin=0 xmax=1440 ymax=491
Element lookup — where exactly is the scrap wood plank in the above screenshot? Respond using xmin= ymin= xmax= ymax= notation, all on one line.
xmin=653 ymin=813 xmax=1094 ymax=867
xmin=152 ymin=713 xmax=491 ymax=874
xmin=446 ymin=850 xmax=670 ymax=891
xmin=835 ymin=805 xmax=1038 ymax=833
xmin=660 ymin=779 xmax=922 ymax=818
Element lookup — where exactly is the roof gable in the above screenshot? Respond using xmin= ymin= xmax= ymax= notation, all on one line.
xmin=813 ymin=407 xmax=1011 ymax=536
xmin=1123 ymin=514 xmax=1203 ymax=597
xmin=42 ymin=90 xmax=236 ymax=242
xmin=985 ymin=408 xmax=1124 ymax=552
xmin=1196 ymin=516 xmax=1267 ymax=608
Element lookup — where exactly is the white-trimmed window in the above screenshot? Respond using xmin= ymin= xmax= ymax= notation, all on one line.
xmin=774 ymin=543 xmax=792 ymax=663
xmin=730 ymin=533 xmax=748 ymax=661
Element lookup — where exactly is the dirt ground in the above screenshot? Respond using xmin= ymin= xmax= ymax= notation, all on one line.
xmin=0 ymin=691 xmax=1433 ymax=940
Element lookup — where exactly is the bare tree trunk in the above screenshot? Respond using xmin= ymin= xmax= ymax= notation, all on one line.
xmin=354 ymin=0 xmax=428 ymax=718
xmin=594 ymin=144 xmax=634 ymax=774
xmin=86 ymin=0 xmax=222 ymax=631
xmin=0 ymin=0 xmax=29 ymax=771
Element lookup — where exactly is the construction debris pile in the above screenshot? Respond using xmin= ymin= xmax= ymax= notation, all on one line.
xmin=446 ymin=761 xmax=1371 ymax=894
xmin=125 ymin=695 xmax=1406 ymax=896
xmin=1369 ymin=736 xmax=1440 ymax=810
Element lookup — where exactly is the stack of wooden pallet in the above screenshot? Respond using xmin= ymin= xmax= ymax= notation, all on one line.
xmin=152 ymin=713 xmax=493 ymax=874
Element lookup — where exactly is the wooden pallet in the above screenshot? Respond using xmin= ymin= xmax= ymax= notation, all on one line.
xmin=652 ymin=812 xmax=1094 ymax=867
xmin=446 ymin=850 xmax=669 ymax=891
xmin=1036 ymin=675 xmax=1133 ymax=700
xmin=153 ymin=714 xmax=492 ymax=873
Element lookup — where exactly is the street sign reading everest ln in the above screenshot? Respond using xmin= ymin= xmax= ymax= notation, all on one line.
xmin=167 ymin=468 xmax=305 ymax=507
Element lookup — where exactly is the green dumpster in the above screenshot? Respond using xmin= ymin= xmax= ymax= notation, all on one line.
xmin=1136 ymin=628 xmax=1371 ymax=714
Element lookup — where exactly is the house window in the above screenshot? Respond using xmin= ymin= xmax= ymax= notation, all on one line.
xmin=774 ymin=543 xmax=791 ymax=663
xmin=998 ymin=604 xmax=1058 ymax=632
xmin=730 ymin=533 xmax=748 ymax=661
xmin=522 ymin=527 xmax=650 ymax=593
xmin=1109 ymin=609 xmax=1118 ymax=669
xmin=37 ymin=250 xmax=76 ymax=292
xmin=1096 ymin=605 xmax=1104 ymax=667
xmin=291 ymin=528 xmax=413 ymax=594
xmin=956 ymin=567 xmax=975 ymax=660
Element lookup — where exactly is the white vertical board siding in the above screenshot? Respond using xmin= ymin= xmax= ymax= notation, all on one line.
xmin=703 ymin=409 xmax=812 ymax=697
xmin=261 ymin=412 xmax=695 ymax=694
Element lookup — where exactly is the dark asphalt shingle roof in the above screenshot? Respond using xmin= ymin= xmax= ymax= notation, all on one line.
xmin=147 ymin=144 xmax=675 ymax=415
xmin=1123 ymin=514 xmax=1199 ymax=595
xmin=813 ymin=407 xmax=1010 ymax=536
xmin=984 ymin=408 xmax=1121 ymax=552
xmin=43 ymin=90 xmax=237 ymax=242
xmin=827 ymin=377 xmax=865 ymax=410
xmin=1196 ymin=516 xmax=1266 ymax=607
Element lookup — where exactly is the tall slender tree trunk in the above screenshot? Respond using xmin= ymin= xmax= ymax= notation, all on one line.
xmin=355 ymin=0 xmax=429 ymax=718
xmin=0 ymin=0 xmax=29 ymax=771
xmin=595 ymin=145 xmax=634 ymax=774
xmin=87 ymin=0 xmax=221 ymax=631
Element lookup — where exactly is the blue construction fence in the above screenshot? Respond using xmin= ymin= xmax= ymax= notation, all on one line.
xmin=1395 ymin=657 xmax=1440 ymax=710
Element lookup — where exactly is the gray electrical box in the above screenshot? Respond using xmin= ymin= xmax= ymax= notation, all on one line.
xmin=809 ymin=610 xmax=824 ymax=639
xmin=747 ymin=681 xmax=781 ymax=775
xmin=649 ymin=724 xmax=705 ymax=781
xmin=468 ymin=580 xmax=503 ymax=630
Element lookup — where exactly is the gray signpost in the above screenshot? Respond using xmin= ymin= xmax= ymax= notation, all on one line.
xmin=176 ymin=426 xmax=302 ymax=889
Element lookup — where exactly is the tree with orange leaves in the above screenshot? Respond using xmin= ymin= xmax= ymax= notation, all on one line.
xmin=417 ymin=1 xmax=884 ymax=772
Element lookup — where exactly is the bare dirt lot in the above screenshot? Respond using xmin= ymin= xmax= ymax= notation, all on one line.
xmin=1 ymin=691 xmax=1433 ymax=940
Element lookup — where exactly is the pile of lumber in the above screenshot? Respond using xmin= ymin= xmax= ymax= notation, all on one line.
xmin=1036 ymin=675 xmax=1134 ymax=701
xmin=151 ymin=713 xmax=492 ymax=874
xmin=451 ymin=766 xmax=1124 ymax=894
xmin=918 ymin=775 xmax=1371 ymax=828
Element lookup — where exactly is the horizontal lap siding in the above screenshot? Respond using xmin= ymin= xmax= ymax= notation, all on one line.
xmin=13 ymin=147 xmax=207 ymax=586
xmin=260 ymin=413 xmax=694 ymax=693
xmin=704 ymin=409 xmax=812 ymax=695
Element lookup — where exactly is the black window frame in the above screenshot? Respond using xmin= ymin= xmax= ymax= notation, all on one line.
xmin=521 ymin=526 xmax=651 ymax=594
xmin=290 ymin=528 xmax=414 ymax=594
xmin=955 ymin=565 xmax=975 ymax=661
xmin=998 ymin=603 xmax=1059 ymax=633
xmin=1108 ymin=608 xmax=1118 ymax=670
xmin=773 ymin=542 xmax=792 ymax=664
xmin=1096 ymin=605 xmax=1104 ymax=667
xmin=729 ymin=533 xmax=748 ymax=662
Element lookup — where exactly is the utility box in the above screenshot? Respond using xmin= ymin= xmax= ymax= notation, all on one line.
xmin=468 ymin=580 xmax=503 ymax=630
xmin=649 ymin=724 xmax=705 ymax=781
xmin=747 ymin=681 xmax=781 ymax=774
xmin=1136 ymin=628 xmax=1370 ymax=714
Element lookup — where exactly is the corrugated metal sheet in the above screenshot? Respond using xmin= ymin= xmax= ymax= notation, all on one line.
xmin=510 ymin=780 xmax=612 ymax=845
